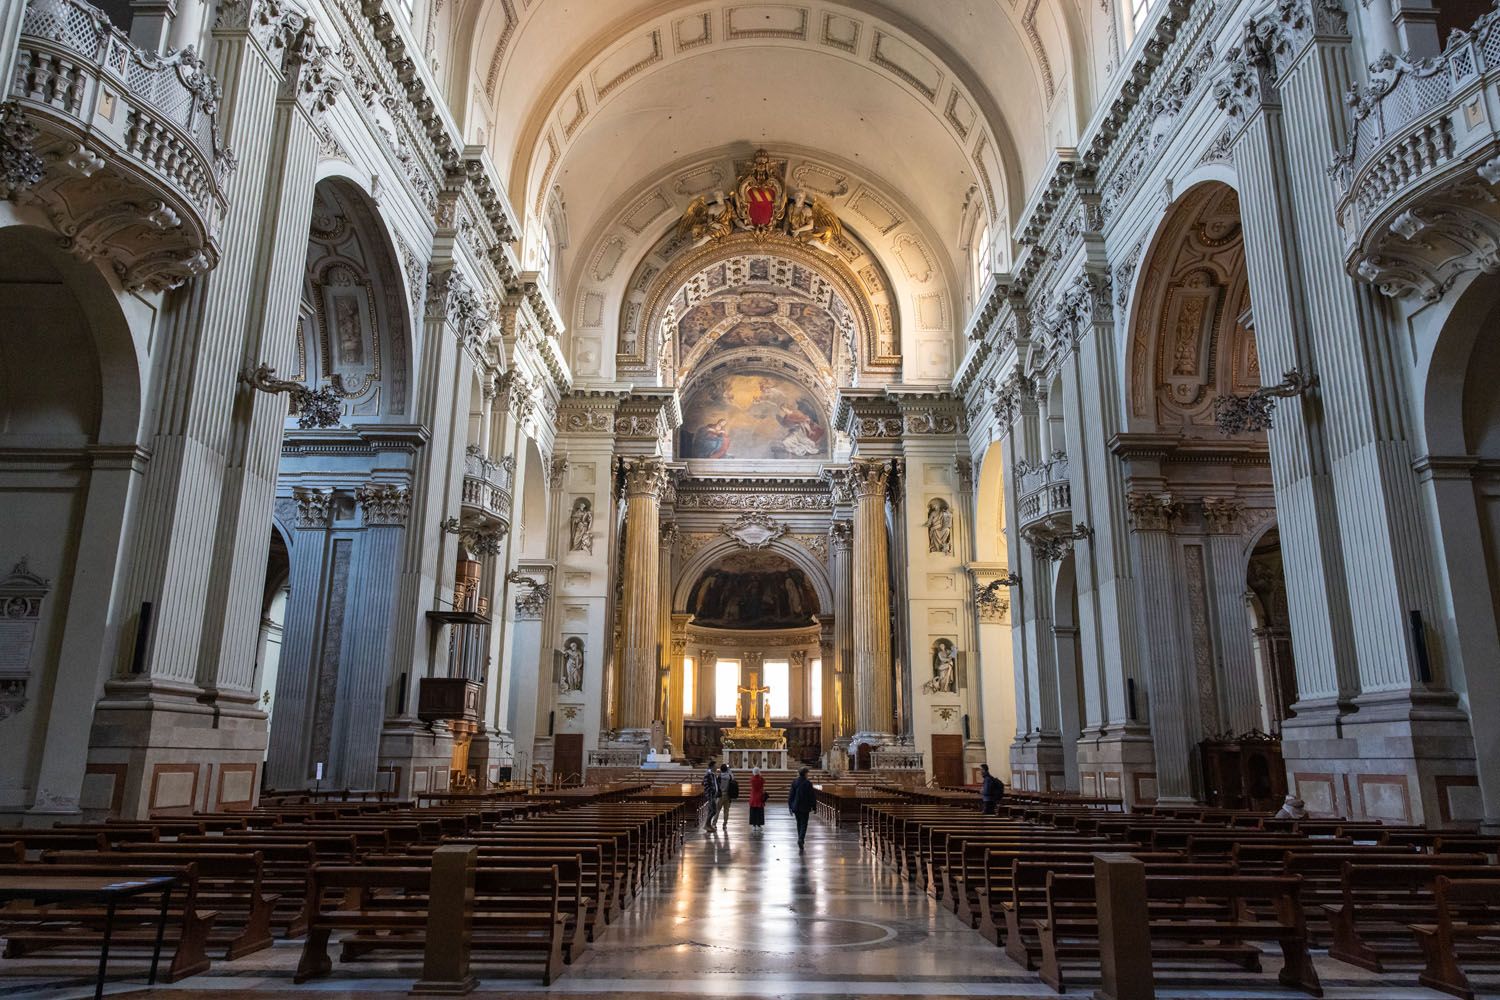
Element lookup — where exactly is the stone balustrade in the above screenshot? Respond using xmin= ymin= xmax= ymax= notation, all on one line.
xmin=460 ymin=448 xmax=513 ymax=528
xmin=586 ymin=748 xmax=645 ymax=769
xmin=1334 ymin=5 xmax=1500 ymax=300
xmin=870 ymin=749 xmax=924 ymax=771
xmin=6 ymin=0 xmax=233 ymax=291
xmin=1015 ymin=453 xmax=1072 ymax=532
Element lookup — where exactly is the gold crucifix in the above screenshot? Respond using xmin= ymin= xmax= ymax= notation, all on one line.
xmin=737 ymin=680 xmax=771 ymax=728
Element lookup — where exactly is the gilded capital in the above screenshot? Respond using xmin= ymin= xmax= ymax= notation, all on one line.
xmin=848 ymin=458 xmax=892 ymax=501
xmin=622 ymin=457 xmax=669 ymax=499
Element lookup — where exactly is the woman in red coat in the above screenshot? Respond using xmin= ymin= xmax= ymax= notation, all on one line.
xmin=747 ymin=767 xmax=767 ymax=831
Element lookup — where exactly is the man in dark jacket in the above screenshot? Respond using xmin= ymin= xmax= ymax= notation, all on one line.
xmin=787 ymin=766 xmax=817 ymax=850
xmin=979 ymin=763 xmax=1005 ymax=815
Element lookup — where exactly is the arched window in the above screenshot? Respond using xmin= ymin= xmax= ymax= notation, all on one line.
xmin=1128 ymin=0 xmax=1157 ymax=38
xmin=971 ymin=222 xmax=992 ymax=307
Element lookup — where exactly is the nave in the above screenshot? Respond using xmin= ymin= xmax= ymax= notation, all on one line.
xmin=6 ymin=803 xmax=1486 ymax=1000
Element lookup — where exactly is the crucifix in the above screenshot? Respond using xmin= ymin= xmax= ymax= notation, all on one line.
xmin=737 ymin=679 xmax=771 ymax=728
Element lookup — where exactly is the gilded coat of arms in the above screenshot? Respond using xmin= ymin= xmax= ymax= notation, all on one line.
xmin=677 ymin=148 xmax=841 ymax=249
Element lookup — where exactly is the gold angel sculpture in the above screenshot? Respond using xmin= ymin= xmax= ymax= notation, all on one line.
xmin=787 ymin=192 xmax=841 ymax=248
xmin=677 ymin=193 xmax=735 ymax=243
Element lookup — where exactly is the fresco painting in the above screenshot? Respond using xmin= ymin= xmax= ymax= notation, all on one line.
xmin=687 ymin=551 xmax=819 ymax=629
xmin=679 ymin=371 xmax=829 ymax=460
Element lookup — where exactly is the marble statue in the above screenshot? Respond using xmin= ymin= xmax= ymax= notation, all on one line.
xmin=925 ymin=498 xmax=952 ymax=555
xmin=560 ymin=637 xmax=584 ymax=693
xmin=569 ymin=498 xmax=593 ymax=553
xmin=924 ymin=638 xmax=957 ymax=694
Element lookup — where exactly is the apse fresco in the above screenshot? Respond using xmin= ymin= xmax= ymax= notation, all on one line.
xmin=687 ymin=552 xmax=819 ymax=629
xmin=679 ymin=371 xmax=829 ymax=460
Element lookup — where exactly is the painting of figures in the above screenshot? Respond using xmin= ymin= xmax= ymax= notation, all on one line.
xmin=679 ymin=371 xmax=829 ymax=460
xmin=687 ymin=552 xmax=819 ymax=629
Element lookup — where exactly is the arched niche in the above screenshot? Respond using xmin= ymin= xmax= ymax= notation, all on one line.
xmin=1123 ymin=181 xmax=1259 ymax=437
xmin=518 ymin=438 xmax=548 ymax=559
xmin=0 ymin=224 xmax=140 ymax=446
xmin=974 ymin=438 xmax=1009 ymax=564
xmin=297 ymin=178 xmax=414 ymax=423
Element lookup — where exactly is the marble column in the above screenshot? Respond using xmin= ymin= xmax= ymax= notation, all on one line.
xmin=817 ymin=615 xmax=837 ymax=759
xmin=618 ymin=458 xmax=667 ymax=738
xmin=850 ymin=458 xmax=895 ymax=742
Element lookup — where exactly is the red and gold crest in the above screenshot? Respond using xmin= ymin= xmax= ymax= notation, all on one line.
xmin=734 ymin=149 xmax=786 ymax=233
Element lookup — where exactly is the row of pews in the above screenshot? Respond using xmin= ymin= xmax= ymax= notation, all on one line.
xmin=0 ymin=782 xmax=696 ymax=990
xmin=861 ymin=791 xmax=1500 ymax=999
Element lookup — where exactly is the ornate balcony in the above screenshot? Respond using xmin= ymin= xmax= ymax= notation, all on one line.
xmin=1015 ymin=452 xmax=1072 ymax=533
xmin=460 ymin=446 xmax=514 ymax=529
xmin=1333 ymin=6 xmax=1500 ymax=301
xmin=5 ymin=0 xmax=232 ymax=291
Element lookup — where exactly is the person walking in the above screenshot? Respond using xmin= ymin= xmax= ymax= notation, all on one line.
xmin=747 ymin=767 xmax=767 ymax=831
xmin=715 ymin=763 xmax=736 ymax=830
xmin=702 ymin=762 xmax=720 ymax=831
xmin=979 ymin=763 xmax=1005 ymax=815
xmin=788 ymin=766 xmax=816 ymax=850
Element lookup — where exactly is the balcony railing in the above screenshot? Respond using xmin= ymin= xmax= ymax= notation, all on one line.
xmin=9 ymin=0 xmax=232 ymax=291
xmin=870 ymin=749 xmax=925 ymax=771
xmin=1333 ymin=5 xmax=1500 ymax=299
xmin=461 ymin=447 xmax=513 ymax=527
xmin=1015 ymin=453 xmax=1072 ymax=532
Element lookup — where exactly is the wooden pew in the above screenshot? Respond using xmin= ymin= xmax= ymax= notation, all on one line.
xmin=0 ymin=861 xmax=216 ymax=981
xmin=38 ymin=849 xmax=277 ymax=959
xmin=1325 ymin=862 xmax=1500 ymax=972
xmin=295 ymin=863 xmax=567 ymax=985
xmin=1036 ymin=872 xmax=1323 ymax=996
xmin=1412 ymin=877 xmax=1500 ymax=1000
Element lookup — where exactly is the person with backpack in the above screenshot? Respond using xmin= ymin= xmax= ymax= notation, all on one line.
xmin=702 ymin=762 xmax=720 ymax=830
xmin=979 ymin=763 xmax=1005 ymax=815
xmin=715 ymin=763 xmax=736 ymax=830
xmin=787 ymin=766 xmax=817 ymax=850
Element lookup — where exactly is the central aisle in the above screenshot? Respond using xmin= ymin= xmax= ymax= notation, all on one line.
xmin=560 ymin=799 xmax=1043 ymax=997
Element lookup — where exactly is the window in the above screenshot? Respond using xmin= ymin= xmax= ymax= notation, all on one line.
xmin=763 ymin=660 xmax=789 ymax=719
xmin=1130 ymin=0 xmax=1155 ymax=35
xmin=971 ymin=223 xmax=992 ymax=306
xmin=683 ymin=657 xmax=695 ymax=717
xmin=809 ymin=658 xmax=822 ymax=719
xmin=714 ymin=660 xmax=740 ymax=718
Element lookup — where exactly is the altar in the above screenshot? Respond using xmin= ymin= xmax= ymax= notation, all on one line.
xmin=721 ymin=678 xmax=789 ymax=769
xmin=721 ymin=726 xmax=789 ymax=770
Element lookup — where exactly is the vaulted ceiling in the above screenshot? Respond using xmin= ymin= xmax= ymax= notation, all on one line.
xmin=450 ymin=0 xmax=1100 ymax=285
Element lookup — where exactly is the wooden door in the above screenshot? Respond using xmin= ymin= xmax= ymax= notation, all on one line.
xmin=554 ymin=734 xmax=584 ymax=786
xmin=931 ymin=734 xmax=964 ymax=788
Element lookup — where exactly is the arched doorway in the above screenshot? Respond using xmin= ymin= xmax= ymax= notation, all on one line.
xmin=1119 ymin=181 xmax=1294 ymax=804
xmin=1414 ymin=270 xmax=1500 ymax=826
xmin=262 ymin=177 xmax=415 ymax=792
xmin=0 ymin=224 xmax=143 ymax=818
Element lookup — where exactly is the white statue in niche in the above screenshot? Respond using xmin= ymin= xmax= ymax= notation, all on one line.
xmin=560 ymin=637 xmax=585 ymax=693
xmin=569 ymin=498 xmax=593 ymax=554
xmin=924 ymin=638 xmax=957 ymax=694
xmin=925 ymin=498 xmax=953 ymax=555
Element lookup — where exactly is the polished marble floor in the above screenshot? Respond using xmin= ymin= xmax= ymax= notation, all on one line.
xmin=1 ymin=806 xmax=1494 ymax=999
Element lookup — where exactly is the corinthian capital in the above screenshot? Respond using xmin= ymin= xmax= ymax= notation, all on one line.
xmin=1200 ymin=496 xmax=1245 ymax=534
xmin=849 ymin=458 xmax=893 ymax=500
xmin=1126 ymin=491 xmax=1182 ymax=532
xmin=829 ymin=519 xmax=854 ymax=552
xmin=622 ymin=457 xmax=669 ymax=499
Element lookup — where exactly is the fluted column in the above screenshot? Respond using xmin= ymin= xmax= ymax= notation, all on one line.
xmin=830 ymin=518 xmax=854 ymax=752
xmin=817 ymin=614 xmax=837 ymax=756
xmin=618 ymin=458 xmax=667 ymax=736
xmin=1126 ymin=492 xmax=1195 ymax=802
xmin=850 ymin=459 xmax=894 ymax=741
xmin=1202 ymin=499 xmax=1261 ymax=735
